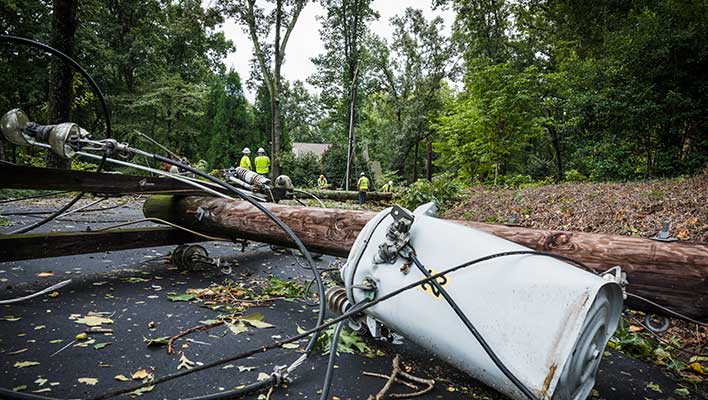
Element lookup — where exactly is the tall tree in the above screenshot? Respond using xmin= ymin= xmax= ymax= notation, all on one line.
xmin=310 ymin=0 xmax=377 ymax=188
xmin=221 ymin=0 xmax=308 ymax=177
xmin=368 ymin=8 xmax=452 ymax=181
xmin=45 ymin=0 xmax=78 ymax=169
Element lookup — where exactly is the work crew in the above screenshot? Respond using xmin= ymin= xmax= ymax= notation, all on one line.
xmin=318 ymin=174 xmax=327 ymax=189
xmin=254 ymin=147 xmax=271 ymax=177
xmin=357 ymin=172 xmax=369 ymax=205
xmin=240 ymin=147 xmax=252 ymax=170
xmin=381 ymin=180 xmax=393 ymax=193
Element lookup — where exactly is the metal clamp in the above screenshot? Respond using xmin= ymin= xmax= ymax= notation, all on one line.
xmin=600 ymin=266 xmax=628 ymax=299
xmin=374 ymin=205 xmax=415 ymax=264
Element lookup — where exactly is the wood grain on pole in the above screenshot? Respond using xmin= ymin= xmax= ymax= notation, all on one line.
xmin=143 ymin=196 xmax=708 ymax=319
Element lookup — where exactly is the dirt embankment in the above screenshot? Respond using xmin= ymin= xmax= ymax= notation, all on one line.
xmin=444 ymin=175 xmax=708 ymax=243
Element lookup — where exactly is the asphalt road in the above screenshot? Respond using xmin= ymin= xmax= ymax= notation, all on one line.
xmin=0 ymin=196 xmax=703 ymax=400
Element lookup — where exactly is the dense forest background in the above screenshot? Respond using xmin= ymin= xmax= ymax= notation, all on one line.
xmin=1 ymin=0 xmax=707 ymax=189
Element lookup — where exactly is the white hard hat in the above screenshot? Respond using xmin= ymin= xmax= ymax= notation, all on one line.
xmin=257 ymin=147 xmax=265 ymax=154
xmin=388 ymin=180 xmax=393 ymax=185
xmin=242 ymin=147 xmax=251 ymax=154
xmin=360 ymin=172 xmax=365 ymax=176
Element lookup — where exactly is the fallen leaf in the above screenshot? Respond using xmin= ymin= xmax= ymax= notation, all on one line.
xmin=32 ymin=388 xmax=52 ymax=393
xmin=74 ymin=315 xmax=113 ymax=327
xmin=36 ymin=272 xmax=54 ymax=277
xmin=49 ymin=339 xmax=63 ymax=344
xmin=257 ymin=372 xmax=270 ymax=381
xmin=177 ymin=353 xmax=195 ymax=370
xmin=225 ymin=321 xmax=248 ymax=336
xmin=34 ymin=378 xmax=48 ymax=386
xmin=75 ymin=333 xmax=88 ymax=340
xmin=674 ymin=387 xmax=690 ymax=397
xmin=12 ymin=385 xmax=27 ymax=392
xmin=94 ymin=342 xmax=111 ymax=350
xmin=221 ymin=364 xmax=234 ymax=370
xmin=143 ymin=336 xmax=169 ymax=347
xmin=167 ymin=293 xmax=196 ymax=302
xmin=34 ymin=325 xmax=46 ymax=330
xmin=14 ymin=361 xmax=40 ymax=368
xmin=78 ymin=378 xmax=98 ymax=386
xmin=237 ymin=366 xmax=255 ymax=372
xmin=74 ymin=338 xmax=96 ymax=348
xmin=677 ymin=228 xmax=690 ymax=240
xmin=114 ymin=374 xmax=130 ymax=382
xmin=646 ymin=382 xmax=662 ymax=393
xmin=7 ymin=348 xmax=28 ymax=355
xmin=281 ymin=343 xmax=299 ymax=349
xmin=242 ymin=313 xmax=274 ymax=329
xmin=131 ymin=369 xmax=150 ymax=380
xmin=1 ymin=316 xmax=21 ymax=321
xmin=48 ymin=291 xmax=59 ymax=298
xmin=688 ymin=362 xmax=706 ymax=375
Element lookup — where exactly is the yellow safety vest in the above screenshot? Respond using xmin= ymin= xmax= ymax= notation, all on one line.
xmin=239 ymin=155 xmax=252 ymax=170
xmin=254 ymin=155 xmax=270 ymax=174
xmin=318 ymin=177 xmax=327 ymax=188
xmin=382 ymin=183 xmax=392 ymax=192
xmin=357 ymin=176 xmax=369 ymax=191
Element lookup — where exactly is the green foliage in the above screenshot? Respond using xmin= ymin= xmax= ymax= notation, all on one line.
xmin=279 ymin=152 xmax=322 ymax=188
xmin=312 ymin=322 xmax=376 ymax=357
xmin=397 ymin=174 xmax=463 ymax=211
xmin=608 ymin=316 xmax=688 ymax=373
xmin=563 ymin=169 xmax=589 ymax=183
xmin=203 ymin=71 xmax=260 ymax=169
xmin=262 ymin=276 xmax=305 ymax=299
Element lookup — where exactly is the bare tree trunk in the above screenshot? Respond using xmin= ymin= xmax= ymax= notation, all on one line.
xmin=271 ymin=0 xmax=283 ymax=178
xmin=46 ymin=0 xmax=78 ymax=169
xmin=412 ymin=139 xmax=419 ymax=181
xmin=547 ymin=124 xmax=563 ymax=183
xmin=426 ymin=139 xmax=432 ymax=181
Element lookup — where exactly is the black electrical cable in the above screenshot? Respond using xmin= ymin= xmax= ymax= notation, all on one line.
xmin=91 ymin=250 xmax=565 ymax=400
xmin=319 ymin=320 xmax=346 ymax=400
xmin=0 ymin=388 xmax=74 ymax=400
xmin=7 ymin=155 xmax=106 ymax=235
xmin=627 ymin=293 xmax=708 ymax=328
xmin=0 ymin=35 xmax=113 ymax=235
xmin=181 ymin=377 xmax=277 ymax=400
xmin=408 ymin=249 xmax=538 ymax=400
xmin=146 ymin=153 xmax=327 ymax=355
xmin=0 ymin=35 xmax=111 ymax=138
xmin=1 ymin=201 xmax=123 ymax=216
xmin=8 ymin=192 xmax=84 ymax=234
xmin=0 ymin=191 xmax=68 ymax=204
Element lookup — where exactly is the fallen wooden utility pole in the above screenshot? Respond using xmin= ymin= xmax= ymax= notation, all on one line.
xmin=303 ymin=189 xmax=393 ymax=202
xmin=143 ymin=196 xmax=708 ymax=320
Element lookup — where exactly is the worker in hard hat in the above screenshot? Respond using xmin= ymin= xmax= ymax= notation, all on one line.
xmin=357 ymin=172 xmax=369 ymax=205
xmin=240 ymin=147 xmax=252 ymax=170
xmin=317 ymin=174 xmax=327 ymax=189
xmin=381 ymin=180 xmax=393 ymax=193
xmin=254 ymin=147 xmax=271 ymax=178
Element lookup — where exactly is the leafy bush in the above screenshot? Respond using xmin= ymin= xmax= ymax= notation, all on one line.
xmin=563 ymin=169 xmax=589 ymax=183
xmin=397 ymin=174 xmax=463 ymax=211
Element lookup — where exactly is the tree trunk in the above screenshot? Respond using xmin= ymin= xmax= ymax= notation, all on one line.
xmin=271 ymin=0 xmax=283 ymax=178
xmin=412 ymin=139 xmax=419 ymax=182
xmin=143 ymin=196 xmax=708 ymax=319
xmin=271 ymin=95 xmax=282 ymax=177
xmin=46 ymin=0 xmax=78 ymax=170
xmin=547 ymin=124 xmax=563 ymax=183
xmin=426 ymin=139 xmax=433 ymax=181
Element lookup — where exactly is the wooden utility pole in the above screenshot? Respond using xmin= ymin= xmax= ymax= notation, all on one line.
xmin=143 ymin=196 xmax=708 ymax=320
xmin=46 ymin=0 xmax=78 ymax=169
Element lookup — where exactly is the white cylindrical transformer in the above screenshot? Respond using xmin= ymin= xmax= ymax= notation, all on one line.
xmin=341 ymin=203 xmax=623 ymax=400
